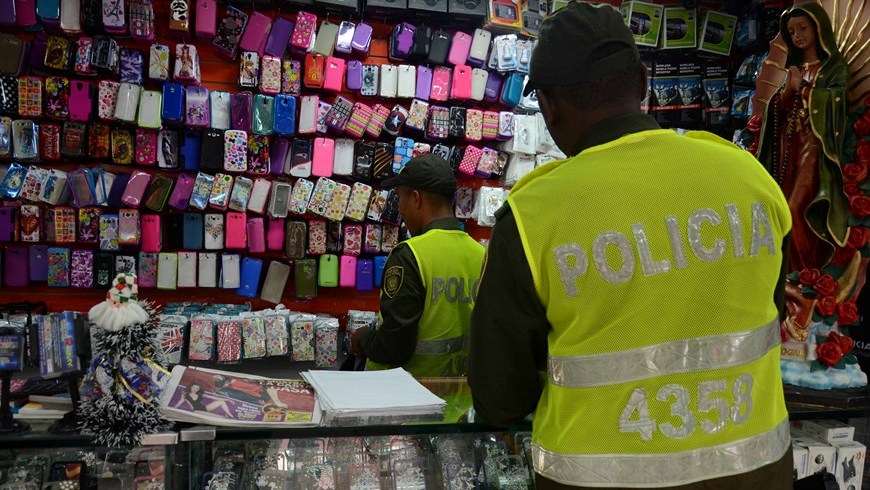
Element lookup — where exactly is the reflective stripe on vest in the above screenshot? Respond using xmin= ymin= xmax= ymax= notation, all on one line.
xmin=531 ymin=420 xmax=791 ymax=488
xmin=549 ymin=318 xmax=779 ymax=388
xmin=415 ymin=335 xmax=469 ymax=355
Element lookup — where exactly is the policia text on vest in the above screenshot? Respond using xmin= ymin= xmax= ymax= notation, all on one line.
xmin=431 ymin=277 xmax=480 ymax=303
xmin=552 ymin=202 xmax=777 ymax=294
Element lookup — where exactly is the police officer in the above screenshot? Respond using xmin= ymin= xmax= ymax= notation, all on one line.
xmin=469 ymin=3 xmax=793 ymax=489
xmin=351 ymin=155 xmax=485 ymax=379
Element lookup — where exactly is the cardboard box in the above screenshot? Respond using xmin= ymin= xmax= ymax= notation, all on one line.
xmin=793 ymin=444 xmax=809 ymax=481
xmin=650 ymin=58 xmax=680 ymax=127
xmin=622 ymin=1 xmax=663 ymax=47
xmin=663 ymin=7 xmax=696 ymax=49
xmin=699 ymin=10 xmax=737 ymax=56
xmin=792 ymin=432 xmax=838 ymax=477
xmin=799 ymin=419 xmax=856 ymax=444
xmin=833 ymin=440 xmax=865 ymax=490
xmin=702 ymin=62 xmax=731 ymax=131
xmin=677 ymin=59 xmax=702 ymax=129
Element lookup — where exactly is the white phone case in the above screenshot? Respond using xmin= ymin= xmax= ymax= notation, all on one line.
xmin=137 ymin=90 xmax=162 ymax=128
xmin=397 ymin=65 xmax=416 ymax=99
xmin=221 ymin=254 xmax=241 ymax=288
xmin=157 ymin=253 xmax=178 ymax=290
xmin=247 ymin=178 xmax=271 ymax=214
xmin=114 ymin=83 xmax=142 ymax=122
xmin=333 ymin=139 xmax=355 ymax=176
xmin=198 ymin=252 xmax=217 ymax=287
xmin=471 ymin=68 xmax=489 ymax=102
xmin=299 ymin=95 xmax=318 ymax=134
xmin=379 ymin=65 xmax=398 ymax=98
xmin=210 ymin=91 xmax=231 ymax=129
xmin=61 ymin=0 xmax=82 ymax=33
xmin=177 ymin=251 xmax=197 ymax=287
xmin=470 ymin=29 xmax=492 ymax=62
xmin=149 ymin=44 xmax=170 ymax=81
xmin=204 ymin=213 xmax=225 ymax=250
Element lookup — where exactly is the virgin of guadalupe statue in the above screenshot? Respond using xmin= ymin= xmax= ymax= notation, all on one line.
xmin=754 ymin=2 xmax=850 ymax=273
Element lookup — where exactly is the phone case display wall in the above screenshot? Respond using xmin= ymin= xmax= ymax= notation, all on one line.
xmin=0 ymin=0 xmax=555 ymax=316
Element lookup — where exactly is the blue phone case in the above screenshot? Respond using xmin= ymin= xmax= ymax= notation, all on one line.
xmin=356 ymin=259 xmax=374 ymax=292
xmin=162 ymin=83 xmax=185 ymax=123
xmin=237 ymin=257 xmax=263 ymax=298
xmin=393 ymin=137 xmax=414 ymax=174
xmin=273 ymin=94 xmax=297 ymax=136
xmin=36 ymin=0 xmax=60 ymax=21
xmin=500 ymin=72 xmax=524 ymax=108
xmin=107 ymin=173 xmax=131 ymax=208
xmin=374 ymin=255 xmax=387 ymax=287
xmin=181 ymin=131 xmax=202 ymax=171
xmin=183 ymin=213 xmax=204 ymax=250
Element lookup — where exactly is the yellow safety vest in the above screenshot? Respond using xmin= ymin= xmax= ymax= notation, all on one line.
xmin=369 ymin=229 xmax=485 ymax=378
xmin=509 ymin=129 xmax=792 ymax=487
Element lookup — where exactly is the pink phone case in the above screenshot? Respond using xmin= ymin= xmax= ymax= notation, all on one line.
xmin=195 ymin=0 xmax=217 ymax=38
xmin=448 ymin=32 xmax=472 ymax=66
xmin=323 ymin=57 xmax=345 ymax=93
xmin=290 ymin=11 xmax=316 ymax=53
xmin=267 ymin=217 xmax=284 ymax=250
xmin=247 ymin=216 xmax=265 ymax=252
xmin=339 ymin=255 xmax=356 ymax=287
xmin=141 ymin=214 xmax=162 ymax=252
xmin=312 ymin=137 xmax=335 ymax=177
xmin=69 ymin=81 xmax=93 ymax=122
xmin=451 ymin=65 xmax=472 ymax=100
xmin=430 ymin=67 xmax=451 ymax=102
xmin=239 ymin=11 xmax=271 ymax=55
xmin=169 ymin=173 xmax=196 ymax=211
xmin=122 ymin=171 xmax=152 ymax=208
xmin=225 ymin=211 xmax=247 ymax=249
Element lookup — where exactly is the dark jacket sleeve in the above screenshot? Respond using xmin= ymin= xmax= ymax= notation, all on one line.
xmin=358 ymin=243 xmax=426 ymax=366
xmin=469 ymin=205 xmax=549 ymax=427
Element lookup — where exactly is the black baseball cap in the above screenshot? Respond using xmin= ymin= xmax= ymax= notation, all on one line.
xmin=381 ymin=154 xmax=457 ymax=197
xmin=523 ymin=1 xmax=641 ymax=96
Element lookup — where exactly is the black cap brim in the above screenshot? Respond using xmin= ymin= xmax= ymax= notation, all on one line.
xmin=381 ymin=175 xmax=402 ymax=188
xmin=522 ymin=80 xmax=539 ymax=97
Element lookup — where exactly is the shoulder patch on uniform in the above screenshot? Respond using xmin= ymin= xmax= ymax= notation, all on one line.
xmin=383 ymin=266 xmax=404 ymax=298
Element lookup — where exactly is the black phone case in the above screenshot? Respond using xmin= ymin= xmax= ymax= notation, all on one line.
xmin=427 ymin=30 xmax=451 ymax=65
xmin=411 ymin=25 xmax=432 ymax=61
xmin=449 ymin=107 xmax=466 ymax=138
xmin=373 ymin=143 xmax=394 ymax=181
xmin=199 ymin=130 xmax=225 ymax=173
xmin=165 ymin=214 xmax=184 ymax=249
xmin=326 ymin=221 xmax=343 ymax=254
xmin=94 ymin=252 xmax=115 ymax=288
xmin=352 ymin=142 xmax=375 ymax=182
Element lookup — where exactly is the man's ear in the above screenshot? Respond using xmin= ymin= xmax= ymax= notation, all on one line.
xmin=412 ymin=189 xmax=424 ymax=209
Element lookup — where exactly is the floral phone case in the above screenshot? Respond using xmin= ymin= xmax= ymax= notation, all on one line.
xmin=228 ymin=175 xmax=253 ymax=212
xmin=465 ymin=109 xmax=483 ymax=141
xmin=281 ymin=59 xmax=301 ymax=95
xmin=259 ymin=55 xmax=281 ymax=94
xmin=45 ymin=76 xmax=70 ymax=120
xmin=134 ymin=128 xmax=157 ymax=166
xmin=208 ymin=173 xmax=233 ymax=210
xmin=75 ymin=37 xmax=96 ymax=75
xmin=307 ymin=177 xmax=336 ymax=217
xmin=363 ymin=223 xmax=382 ymax=254
xmin=189 ymin=172 xmax=215 ymax=210
xmin=323 ymin=183 xmax=351 ymax=222
xmin=246 ymin=134 xmax=270 ymax=175
xmin=213 ymin=6 xmax=248 ymax=59
xmin=382 ymin=224 xmax=399 ymax=252
xmin=185 ymin=86 xmax=210 ymax=128
xmin=223 ymin=129 xmax=248 ymax=172
xmin=289 ymin=178 xmax=314 ymax=215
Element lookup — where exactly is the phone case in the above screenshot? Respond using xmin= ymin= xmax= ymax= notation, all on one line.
xmin=68 ymin=81 xmax=93 ymax=122
xmin=389 ymin=22 xmax=415 ymax=62
xmin=174 ymin=43 xmax=200 ymax=83
xmin=236 ymin=256 xmax=262 ymax=298
xmin=156 ymin=252 xmax=177 ymax=290
xmin=178 ymin=131 xmax=201 ymax=172
xmin=451 ymin=65 xmax=472 ymax=100
xmin=185 ymin=86 xmax=210 ymax=128
xmin=240 ymin=217 xmax=264 ymax=254
xmin=331 ymin=138 xmax=354 ymax=178
xmin=45 ymin=36 xmax=71 ymax=71
xmin=342 ymin=223 xmax=362 ymax=256
xmin=411 ymin=66 xmax=432 ymax=102
xmin=327 ymin=222 xmax=343 ymax=258
xmin=363 ymin=222 xmax=381 ymax=253
xmin=340 ymin=103 xmax=371 ymax=140
xmin=120 ymin=47 xmax=144 ymax=84
xmin=304 ymin=53 xmax=325 ymax=90
xmin=468 ymin=69 xmax=488 ymax=102
xmin=312 ymin=138 xmax=335 ymax=178
xmin=148 ymin=130 xmax=176 ymax=172
xmin=365 ymin=104 xmax=389 ymax=139
xmin=223 ymin=211 xmax=246 ymax=249
xmin=229 ymin=175 xmax=253 ymax=211
xmin=379 ymin=64 xmax=398 ymax=98
xmin=182 ymin=212 xmax=203 ymax=249
xmin=246 ymin=133 xmax=270 ymax=175
xmin=264 ymin=17 xmax=293 ymax=58
xmin=459 ymin=145 xmax=483 ymax=176
xmin=281 ymin=59 xmax=301 ymax=95
xmin=397 ymin=65 xmax=416 ymax=99
xmin=343 ymin=182 xmax=371 ymax=222
xmin=273 ymin=95 xmax=296 ymax=136
xmin=91 ymin=35 xmax=120 ymax=72
xmin=37 ymin=123 xmax=59 ymax=161
xmin=60 ymin=0 xmax=82 ymax=33
xmin=247 ymin=177 xmax=270 ymax=214
xmin=173 ymin=251 xmax=195 ymax=288
xmin=18 ymin=76 xmax=42 ymax=118
xmin=427 ymin=105 xmax=450 ymax=140
xmin=120 ymin=170 xmax=149 ymax=208
xmin=410 ymin=25 xmax=431 ymax=61
xmin=307 ymin=219 xmax=327 ymax=255
xmin=372 ymin=144 xmax=393 ymax=181
xmin=208 ymin=91 xmax=231 ymax=130
xmin=47 ymin=247 xmax=70 ymax=287
xmin=135 ymin=90 xmax=161 ymax=128
xmin=448 ymin=31 xmax=472 ymax=67
xmin=406 ymin=99 xmax=429 ymax=133
xmin=383 ymin=104 xmax=408 ymax=137
xmin=294 ymin=257 xmax=317 ymax=299
xmin=44 ymin=77 xmax=70 ymax=121
xmin=307 ymin=177 xmax=336 ymax=217
xmin=231 ymin=91 xmax=253 ymax=132
xmin=290 ymin=11 xmax=316 ymax=54
xmin=350 ymin=142 xmax=373 ymax=182
xmin=500 ymin=71 xmax=524 ymax=107
xmin=10 ymin=120 xmax=36 ymax=161
xmin=268 ymin=181 xmax=291 ymax=218
xmin=74 ymin=37 xmax=95 ymax=76
xmin=213 ymin=6 xmax=248 ymax=60
xmin=117 ymin=208 xmax=140 ymax=246
xmin=223 ymin=129 xmax=248 ymax=172
xmin=101 ymin=0 xmax=126 ymax=33
xmin=336 ymin=255 xmax=356 ymax=288
xmin=270 ymin=137 xmax=291 ymax=175
xmin=481 ymin=110 xmax=500 ymax=141
xmin=318 ymin=254 xmax=338 ymax=287
xmin=97 ymin=80 xmax=120 ymax=121
xmin=202 ymin=213 xmax=224 ymax=249
xmin=430 ymin=66 xmax=451 ymax=102
xmin=59 ymin=121 xmax=86 ymax=159
xmin=391 ymin=137 xmax=414 ymax=174
xmin=112 ymin=82 xmax=140 ymax=123
xmin=361 ymin=64 xmax=380 ymax=97
xmin=142 ymin=173 xmax=173 ymax=212
xmin=468 ymin=28 xmax=492 ymax=64
xmin=133 ymin=128 xmax=156 ymax=166
xmin=324 ymin=183 xmax=350 ymax=222
xmin=259 ymin=55 xmax=281 ymax=95
xmin=252 ymin=94 xmax=274 ymax=135
xmin=195 ymin=0 xmax=216 ymax=38
xmin=298 ymin=95 xmax=318 ymax=135
xmin=288 ymin=178 xmax=313 ymax=215
xmin=108 ymin=128 xmax=134 ymax=165
xmin=465 ymin=108 xmax=483 ymax=141
xmin=239 ymin=11 xmax=270 ymax=55
xmin=208 ymin=172 xmax=233 ymax=210
xmin=238 ymin=51 xmax=259 ymax=88
xmin=168 ymin=173 xmax=195 ymax=211
xmin=18 ymin=205 xmax=40 ymax=242
xmin=427 ymin=30 xmax=450 ymax=65
xmin=84 ymin=122 xmax=108 ymax=160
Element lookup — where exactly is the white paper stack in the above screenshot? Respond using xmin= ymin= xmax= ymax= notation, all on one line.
xmin=301 ymin=368 xmax=446 ymax=426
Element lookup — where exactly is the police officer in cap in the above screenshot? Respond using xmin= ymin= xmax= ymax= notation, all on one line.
xmin=351 ymin=155 xmax=485 ymax=380
xmin=470 ymin=2 xmax=793 ymax=489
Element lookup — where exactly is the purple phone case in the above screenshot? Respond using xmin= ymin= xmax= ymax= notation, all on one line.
xmin=356 ymin=258 xmax=373 ymax=292
xmin=28 ymin=33 xmax=47 ymax=71
xmin=107 ymin=172 xmax=131 ymax=207
xmin=264 ymin=17 xmax=293 ymax=58
xmin=393 ymin=23 xmax=415 ymax=59
xmin=416 ymin=66 xmax=432 ymax=100
xmin=0 ymin=206 xmax=13 ymax=241
xmin=270 ymin=137 xmax=290 ymax=175
xmin=0 ymin=1 xmax=17 ymax=26
xmin=351 ymin=22 xmax=372 ymax=54
xmin=29 ymin=244 xmax=48 ymax=282
xmin=231 ymin=91 xmax=253 ymax=132
xmin=4 ymin=246 xmax=29 ymax=287
xmin=169 ymin=173 xmax=195 ymax=210
xmin=484 ymin=71 xmax=504 ymax=104
xmin=346 ymin=61 xmax=362 ymax=91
